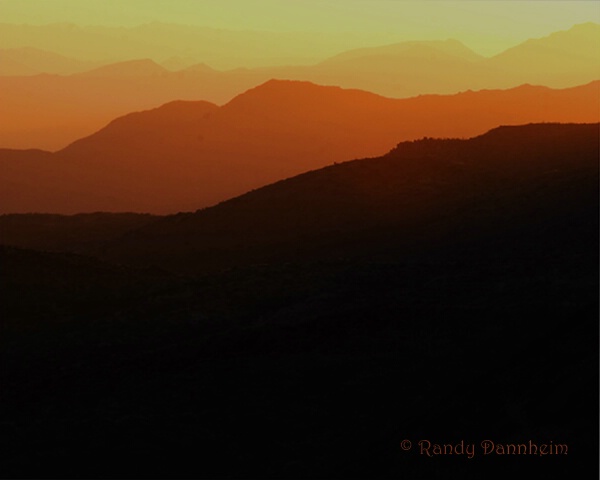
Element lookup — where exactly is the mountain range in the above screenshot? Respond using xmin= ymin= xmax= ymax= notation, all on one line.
xmin=97 ymin=122 xmax=600 ymax=272
xmin=0 ymin=21 xmax=389 ymax=69
xmin=0 ymin=79 xmax=597 ymax=214
xmin=1 ymin=122 xmax=597 ymax=478
xmin=0 ymin=23 xmax=598 ymax=150
xmin=1 ymin=9 xmax=598 ymax=479
xmin=0 ymin=47 xmax=100 ymax=75
xmin=1 ymin=122 xmax=597 ymax=271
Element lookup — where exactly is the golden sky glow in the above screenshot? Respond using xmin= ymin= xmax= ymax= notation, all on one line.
xmin=0 ymin=0 xmax=598 ymax=56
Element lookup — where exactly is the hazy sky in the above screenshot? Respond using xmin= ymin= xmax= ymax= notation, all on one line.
xmin=1 ymin=0 xmax=598 ymax=55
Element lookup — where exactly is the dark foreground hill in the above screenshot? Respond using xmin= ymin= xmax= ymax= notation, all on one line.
xmin=100 ymin=123 xmax=599 ymax=273
xmin=0 ymin=212 xmax=157 ymax=253
xmin=1 ymin=123 xmax=597 ymax=479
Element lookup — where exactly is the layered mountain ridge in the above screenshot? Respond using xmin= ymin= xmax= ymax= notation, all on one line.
xmin=1 ymin=80 xmax=597 ymax=214
xmin=0 ymin=23 xmax=598 ymax=150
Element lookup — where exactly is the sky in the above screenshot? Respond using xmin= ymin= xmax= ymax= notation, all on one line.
xmin=0 ymin=0 xmax=599 ymax=55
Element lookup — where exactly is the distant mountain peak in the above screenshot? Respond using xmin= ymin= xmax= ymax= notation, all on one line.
xmin=227 ymin=78 xmax=328 ymax=100
xmin=491 ymin=22 xmax=600 ymax=62
xmin=62 ymin=99 xmax=219 ymax=151
xmin=78 ymin=58 xmax=168 ymax=77
xmin=322 ymin=38 xmax=483 ymax=64
xmin=236 ymin=78 xmax=386 ymax=98
xmin=184 ymin=62 xmax=217 ymax=73
xmin=223 ymin=79 xmax=387 ymax=113
xmin=569 ymin=22 xmax=600 ymax=33
xmin=0 ymin=46 xmax=94 ymax=75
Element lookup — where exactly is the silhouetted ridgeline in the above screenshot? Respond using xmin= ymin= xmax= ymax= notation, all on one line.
xmin=99 ymin=123 xmax=599 ymax=273
xmin=0 ymin=80 xmax=597 ymax=214
xmin=1 ymin=123 xmax=597 ymax=479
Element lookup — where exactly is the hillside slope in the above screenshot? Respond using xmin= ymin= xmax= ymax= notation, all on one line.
xmin=2 ymin=123 xmax=596 ymax=479
xmin=89 ymin=122 xmax=598 ymax=272
xmin=1 ymin=81 xmax=597 ymax=214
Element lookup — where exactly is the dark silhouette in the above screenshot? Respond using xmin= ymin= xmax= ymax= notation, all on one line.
xmin=1 ymin=123 xmax=597 ymax=479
